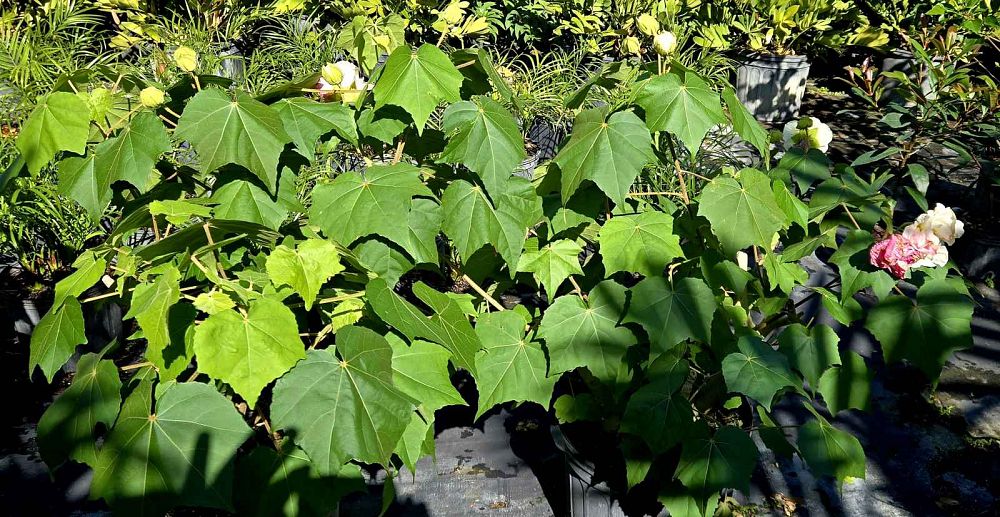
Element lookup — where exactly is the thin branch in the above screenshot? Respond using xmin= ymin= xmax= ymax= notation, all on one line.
xmin=392 ymin=137 xmax=406 ymax=164
xmin=462 ymin=274 xmax=505 ymax=311
xmin=203 ymin=223 xmax=229 ymax=280
xmin=841 ymin=203 xmax=861 ymax=230
xmin=628 ymin=191 xmax=684 ymax=197
xmin=567 ymin=276 xmax=586 ymax=300
xmin=120 ymin=361 xmax=152 ymax=371
xmin=665 ymin=137 xmax=690 ymax=204
xmin=151 ymin=213 xmax=162 ymax=241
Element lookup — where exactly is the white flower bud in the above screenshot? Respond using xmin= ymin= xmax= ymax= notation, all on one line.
xmin=653 ymin=31 xmax=677 ymax=56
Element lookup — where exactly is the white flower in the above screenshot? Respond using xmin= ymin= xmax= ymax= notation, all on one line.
xmin=332 ymin=61 xmax=359 ymax=89
xmin=653 ymin=31 xmax=677 ymax=56
xmin=735 ymin=251 xmax=749 ymax=271
xmin=782 ymin=116 xmax=833 ymax=153
xmin=914 ymin=203 xmax=965 ymax=245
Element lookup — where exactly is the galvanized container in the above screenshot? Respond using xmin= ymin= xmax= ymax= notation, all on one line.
xmin=735 ymin=54 xmax=810 ymax=123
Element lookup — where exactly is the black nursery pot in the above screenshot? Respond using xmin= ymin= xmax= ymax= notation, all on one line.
xmin=550 ymin=423 xmax=666 ymax=517
xmin=734 ymin=53 xmax=811 ymax=123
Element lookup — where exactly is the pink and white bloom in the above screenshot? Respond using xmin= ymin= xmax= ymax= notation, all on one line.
xmin=869 ymin=226 xmax=948 ymax=279
xmin=901 ymin=225 xmax=949 ymax=269
xmin=869 ymin=233 xmax=914 ymax=279
xmin=914 ymin=203 xmax=964 ymax=245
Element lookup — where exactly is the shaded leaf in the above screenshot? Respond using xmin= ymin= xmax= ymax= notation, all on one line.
xmin=818 ymin=351 xmax=873 ymax=414
xmin=37 ymin=352 xmax=122 ymax=467
xmin=29 ymin=299 xmax=87 ymax=383
xmin=91 ymin=380 xmax=252 ymax=515
xmin=539 ymin=281 xmax=636 ymax=381
xmin=625 ymin=277 xmax=716 ymax=353
xmin=675 ymin=425 xmax=758 ymax=504
xmin=599 ymin=211 xmax=683 ymax=277
xmin=777 ymin=323 xmax=841 ymax=388
xmin=721 ymin=335 xmax=799 ymax=410
xmin=271 ymin=326 xmax=413 ymax=472
xmin=865 ymin=277 xmax=973 ymax=380
xmin=474 ymin=311 xmax=555 ymax=419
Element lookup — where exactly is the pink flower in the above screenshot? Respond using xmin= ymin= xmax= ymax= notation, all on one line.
xmin=868 ymin=227 xmax=949 ymax=279
xmin=869 ymin=233 xmax=913 ymax=279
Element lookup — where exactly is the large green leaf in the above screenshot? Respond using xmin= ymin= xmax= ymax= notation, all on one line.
xmin=674 ymin=425 xmax=758 ymax=504
xmin=266 ymin=239 xmax=344 ymax=310
xmin=659 ymin=483 xmax=720 ymax=517
xmin=721 ymin=87 xmax=769 ymax=162
xmin=405 ymin=198 xmax=442 ymax=264
xmin=37 ymin=352 xmax=122 ymax=467
xmin=236 ymin=445 xmax=365 ymax=517
xmin=721 ymin=335 xmax=799 ymax=410
xmin=309 ymin=163 xmax=430 ymax=252
xmin=211 ymin=178 xmax=289 ymax=230
xmin=635 ymin=72 xmax=726 ymax=156
xmin=515 ymin=239 xmax=583 ymax=297
xmin=274 ymin=97 xmax=358 ymax=157
xmin=776 ymin=323 xmax=841 ymax=388
xmin=829 ymin=229 xmax=895 ymax=302
xmin=818 ymin=351 xmax=872 ymax=414
xmin=621 ymin=357 xmax=693 ymax=452
xmin=474 ymin=310 xmax=556 ymax=419
xmin=396 ymin=410 xmax=436 ymax=474
xmin=598 ymin=211 xmax=683 ymax=277
xmin=797 ymin=415 xmax=866 ymax=483
xmin=91 ymin=379 xmax=253 ymax=515
xmin=539 ymin=281 xmax=636 ymax=381
xmin=354 ymin=238 xmax=414 ymax=286
xmin=553 ymin=108 xmax=654 ymax=204
xmin=53 ymin=251 xmax=107 ymax=307
xmin=777 ymin=148 xmax=832 ymax=193
xmin=94 ymin=111 xmax=172 ymax=193
xmin=697 ymin=168 xmax=786 ymax=256
xmin=366 ymin=278 xmax=481 ymax=375
xmin=624 ymin=277 xmax=716 ymax=353
xmin=16 ymin=92 xmax=90 ymax=174
xmin=271 ymin=326 xmax=413 ymax=472
xmin=57 ymin=155 xmax=104 ymax=219
xmin=388 ymin=335 xmax=465 ymax=413
xmin=29 ymin=298 xmax=87 ymax=382
xmin=441 ymin=177 xmax=542 ymax=270
xmin=174 ymin=88 xmax=291 ymax=192
xmin=125 ymin=267 xmax=181 ymax=368
xmin=373 ymin=44 xmax=463 ymax=133
xmin=865 ymin=277 xmax=973 ymax=380
xmin=438 ymin=96 xmax=525 ymax=198
xmin=193 ymin=297 xmax=305 ymax=407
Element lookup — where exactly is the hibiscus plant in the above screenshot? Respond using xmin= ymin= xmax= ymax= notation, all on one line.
xmin=17 ymin=37 xmax=974 ymax=516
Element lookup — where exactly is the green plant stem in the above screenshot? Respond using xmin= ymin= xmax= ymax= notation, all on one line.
xmin=462 ymin=274 xmax=505 ymax=311
xmin=665 ymin=136 xmax=690 ymax=204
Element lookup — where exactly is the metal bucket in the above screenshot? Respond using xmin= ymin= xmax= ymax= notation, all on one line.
xmin=735 ymin=54 xmax=811 ymax=123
